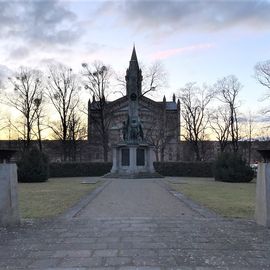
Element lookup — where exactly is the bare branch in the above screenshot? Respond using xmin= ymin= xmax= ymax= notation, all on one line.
xmin=46 ymin=64 xmax=81 ymax=161
xmin=213 ymin=75 xmax=242 ymax=152
xmin=81 ymin=61 xmax=113 ymax=161
xmin=4 ymin=67 xmax=43 ymax=149
xmin=179 ymin=82 xmax=214 ymax=161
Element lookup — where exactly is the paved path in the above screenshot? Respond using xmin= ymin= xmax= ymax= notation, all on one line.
xmin=0 ymin=178 xmax=270 ymax=270
xmin=77 ymin=179 xmax=199 ymax=218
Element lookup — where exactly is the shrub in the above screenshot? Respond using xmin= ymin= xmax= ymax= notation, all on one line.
xmin=17 ymin=148 xmax=49 ymax=182
xmin=213 ymin=152 xmax=254 ymax=182
xmin=49 ymin=162 xmax=112 ymax=177
xmin=154 ymin=162 xmax=213 ymax=177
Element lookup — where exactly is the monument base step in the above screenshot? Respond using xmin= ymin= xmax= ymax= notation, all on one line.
xmin=103 ymin=171 xmax=164 ymax=179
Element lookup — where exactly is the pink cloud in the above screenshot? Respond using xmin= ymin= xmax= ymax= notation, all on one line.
xmin=151 ymin=43 xmax=215 ymax=60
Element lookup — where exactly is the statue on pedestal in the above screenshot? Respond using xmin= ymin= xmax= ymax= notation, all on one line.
xmin=105 ymin=46 xmax=160 ymax=178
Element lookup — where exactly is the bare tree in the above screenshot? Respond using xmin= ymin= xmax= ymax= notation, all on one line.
xmin=46 ymin=64 xmax=80 ymax=161
xmin=142 ymin=61 xmax=168 ymax=97
xmin=0 ymin=106 xmax=6 ymax=138
xmin=67 ymin=111 xmax=87 ymax=161
xmin=210 ymin=106 xmax=230 ymax=152
xmin=81 ymin=61 xmax=112 ymax=162
xmin=144 ymin=100 xmax=180 ymax=161
xmin=144 ymin=111 xmax=167 ymax=161
xmin=179 ymin=82 xmax=213 ymax=161
xmin=0 ymin=118 xmax=6 ymax=138
xmin=214 ymin=75 xmax=242 ymax=152
xmin=254 ymin=60 xmax=270 ymax=91
xmin=254 ymin=60 xmax=270 ymax=117
xmin=114 ymin=61 xmax=167 ymax=98
xmin=241 ymin=112 xmax=257 ymax=163
xmin=33 ymin=95 xmax=46 ymax=151
xmin=6 ymin=67 xmax=43 ymax=149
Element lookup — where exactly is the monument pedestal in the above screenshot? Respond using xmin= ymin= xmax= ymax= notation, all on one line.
xmin=105 ymin=143 xmax=162 ymax=178
xmin=255 ymin=163 xmax=270 ymax=227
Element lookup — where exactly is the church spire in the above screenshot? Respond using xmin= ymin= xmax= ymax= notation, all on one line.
xmin=125 ymin=46 xmax=143 ymax=96
xmin=131 ymin=45 xmax=138 ymax=63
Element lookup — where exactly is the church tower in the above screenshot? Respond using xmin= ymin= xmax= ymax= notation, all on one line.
xmin=106 ymin=46 xmax=159 ymax=178
xmin=125 ymin=46 xmax=143 ymax=97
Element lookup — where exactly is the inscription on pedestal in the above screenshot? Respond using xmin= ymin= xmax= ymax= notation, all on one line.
xmin=136 ymin=148 xmax=145 ymax=166
xmin=121 ymin=149 xmax=130 ymax=166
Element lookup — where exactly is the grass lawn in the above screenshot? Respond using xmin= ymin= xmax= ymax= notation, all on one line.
xmin=18 ymin=177 xmax=99 ymax=219
xmin=168 ymin=177 xmax=256 ymax=219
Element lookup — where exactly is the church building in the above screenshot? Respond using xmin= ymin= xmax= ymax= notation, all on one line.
xmin=88 ymin=47 xmax=181 ymax=162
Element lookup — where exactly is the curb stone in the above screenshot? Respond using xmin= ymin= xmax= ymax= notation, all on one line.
xmin=57 ymin=178 xmax=112 ymax=220
xmin=158 ymin=180 xmax=220 ymax=218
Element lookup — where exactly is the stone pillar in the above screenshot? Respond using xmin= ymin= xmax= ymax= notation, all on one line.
xmin=111 ymin=147 xmax=118 ymax=173
xmin=255 ymin=163 xmax=270 ymax=227
xmin=129 ymin=146 xmax=136 ymax=174
xmin=148 ymin=147 xmax=155 ymax=173
xmin=0 ymin=164 xmax=20 ymax=226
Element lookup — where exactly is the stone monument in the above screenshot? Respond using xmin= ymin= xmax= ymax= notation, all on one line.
xmin=255 ymin=150 xmax=270 ymax=227
xmin=105 ymin=47 xmax=161 ymax=178
xmin=0 ymin=149 xmax=20 ymax=226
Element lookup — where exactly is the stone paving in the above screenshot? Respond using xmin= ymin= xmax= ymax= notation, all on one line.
xmin=77 ymin=179 xmax=199 ymax=218
xmin=0 ymin=178 xmax=270 ymax=270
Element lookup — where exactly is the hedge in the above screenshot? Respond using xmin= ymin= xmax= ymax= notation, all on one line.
xmin=213 ymin=152 xmax=254 ymax=182
xmin=49 ymin=161 xmax=213 ymax=178
xmin=154 ymin=162 xmax=214 ymax=177
xmin=49 ymin=162 xmax=112 ymax=177
xmin=18 ymin=148 xmax=49 ymax=182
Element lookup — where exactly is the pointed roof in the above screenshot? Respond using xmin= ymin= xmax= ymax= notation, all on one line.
xmin=131 ymin=45 xmax=138 ymax=63
xmin=130 ymin=45 xmax=139 ymax=67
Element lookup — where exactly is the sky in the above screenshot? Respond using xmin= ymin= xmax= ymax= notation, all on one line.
xmin=0 ymin=0 xmax=270 ymax=126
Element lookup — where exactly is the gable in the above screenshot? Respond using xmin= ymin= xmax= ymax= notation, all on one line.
xmin=90 ymin=94 xmax=176 ymax=115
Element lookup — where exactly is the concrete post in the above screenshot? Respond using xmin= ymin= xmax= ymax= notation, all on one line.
xmin=111 ymin=147 xmax=118 ymax=173
xmin=255 ymin=163 xmax=270 ymax=227
xmin=0 ymin=164 xmax=20 ymax=226
xmin=129 ymin=146 xmax=136 ymax=174
xmin=148 ymin=147 xmax=155 ymax=173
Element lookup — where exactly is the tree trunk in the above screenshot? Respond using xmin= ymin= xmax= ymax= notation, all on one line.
xmin=37 ymin=118 xmax=42 ymax=152
xmin=155 ymin=150 xmax=159 ymax=162
xmin=103 ymin=144 xmax=108 ymax=162
xmin=160 ymin=147 xmax=165 ymax=162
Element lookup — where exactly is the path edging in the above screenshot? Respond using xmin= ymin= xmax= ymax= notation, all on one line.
xmin=159 ymin=179 xmax=220 ymax=218
xmin=57 ymin=178 xmax=112 ymax=220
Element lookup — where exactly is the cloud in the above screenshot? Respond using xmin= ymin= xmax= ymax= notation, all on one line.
xmin=103 ymin=0 xmax=270 ymax=33
xmin=9 ymin=46 xmax=30 ymax=60
xmin=0 ymin=65 xmax=12 ymax=88
xmin=253 ymin=114 xmax=270 ymax=123
xmin=151 ymin=43 xmax=215 ymax=60
xmin=0 ymin=0 xmax=81 ymax=46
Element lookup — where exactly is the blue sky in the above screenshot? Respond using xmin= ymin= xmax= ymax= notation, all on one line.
xmin=1 ymin=0 xmax=270 ymax=115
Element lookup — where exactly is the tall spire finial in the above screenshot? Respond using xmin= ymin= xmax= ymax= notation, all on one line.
xmin=131 ymin=44 xmax=138 ymax=63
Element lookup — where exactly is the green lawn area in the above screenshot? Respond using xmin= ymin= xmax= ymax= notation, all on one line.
xmin=18 ymin=177 xmax=99 ymax=219
xmin=168 ymin=177 xmax=256 ymax=219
